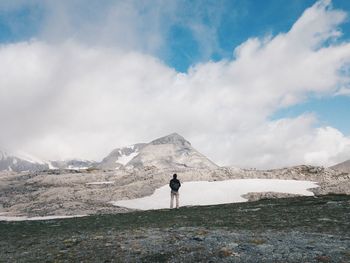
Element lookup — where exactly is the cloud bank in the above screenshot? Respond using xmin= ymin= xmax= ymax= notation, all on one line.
xmin=1 ymin=0 xmax=350 ymax=168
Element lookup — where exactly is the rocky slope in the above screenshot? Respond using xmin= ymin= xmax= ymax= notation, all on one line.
xmin=225 ymin=165 xmax=350 ymax=196
xmin=0 ymin=163 xmax=348 ymax=217
xmin=330 ymin=159 xmax=350 ymax=174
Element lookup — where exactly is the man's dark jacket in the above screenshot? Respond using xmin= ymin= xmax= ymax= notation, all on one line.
xmin=169 ymin=178 xmax=181 ymax=192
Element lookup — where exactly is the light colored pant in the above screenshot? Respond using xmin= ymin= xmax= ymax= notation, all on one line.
xmin=170 ymin=191 xmax=179 ymax=209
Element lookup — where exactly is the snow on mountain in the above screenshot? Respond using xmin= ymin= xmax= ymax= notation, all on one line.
xmin=0 ymin=150 xmax=49 ymax=172
xmin=98 ymin=143 xmax=147 ymax=170
xmin=0 ymin=151 xmax=97 ymax=172
xmin=14 ymin=152 xmax=46 ymax=164
xmin=50 ymin=159 xmax=97 ymax=170
xmin=117 ymin=151 xmax=139 ymax=166
xmin=330 ymin=159 xmax=350 ymax=174
xmin=112 ymin=179 xmax=319 ymax=210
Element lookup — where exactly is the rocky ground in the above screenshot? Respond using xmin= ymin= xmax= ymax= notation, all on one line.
xmin=0 ymin=165 xmax=349 ymax=217
xmin=1 ymin=194 xmax=349 ymax=262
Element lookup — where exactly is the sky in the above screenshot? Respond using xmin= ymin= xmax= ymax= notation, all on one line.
xmin=0 ymin=0 xmax=350 ymax=169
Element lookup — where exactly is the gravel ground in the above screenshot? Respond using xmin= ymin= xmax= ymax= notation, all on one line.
xmin=2 ymin=228 xmax=349 ymax=262
xmin=1 ymin=194 xmax=349 ymax=262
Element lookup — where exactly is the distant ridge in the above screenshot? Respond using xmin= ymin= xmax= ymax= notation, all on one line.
xmin=1 ymin=133 xmax=218 ymax=172
xmin=0 ymin=150 xmax=49 ymax=172
xmin=0 ymin=150 xmax=97 ymax=172
xmin=330 ymin=159 xmax=350 ymax=174
xmin=50 ymin=159 xmax=98 ymax=170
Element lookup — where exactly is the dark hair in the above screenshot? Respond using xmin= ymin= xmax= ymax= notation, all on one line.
xmin=173 ymin=173 xmax=177 ymax=179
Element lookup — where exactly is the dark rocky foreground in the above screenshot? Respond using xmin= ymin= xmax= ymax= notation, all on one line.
xmin=1 ymin=194 xmax=350 ymax=262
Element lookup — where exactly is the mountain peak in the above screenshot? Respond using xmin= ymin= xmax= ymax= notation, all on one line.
xmin=150 ymin=133 xmax=191 ymax=147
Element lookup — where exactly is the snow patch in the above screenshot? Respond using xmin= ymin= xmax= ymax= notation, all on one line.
xmin=112 ymin=179 xmax=319 ymax=210
xmin=0 ymin=214 xmax=86 ymax=221
xmin=68 ymin=165 xmax=88 ymax=170
xmin=116 ymin=151 xmax=139 ymax=165
xmin=48 ymin=162 xmax=57 ymax=169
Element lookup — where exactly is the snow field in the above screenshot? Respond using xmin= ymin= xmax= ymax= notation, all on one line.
xmin=112 ymin=179 xmax=319 ymax=210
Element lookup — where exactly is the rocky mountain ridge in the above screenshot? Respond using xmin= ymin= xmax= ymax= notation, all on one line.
xmin=0 ymin=150 xmax=97 ymax=172
xmin=330 ymin=159 xmax=350 ymax=173
xmin=0 ymin=151 xmax=49 ymax=172
xmin=94 ymin=133 xmax=218 ymax=170
xmin=2 ymin=133 xmax=349 ymax=173
xmin=0 ymin=133 xmax=218 ymax=172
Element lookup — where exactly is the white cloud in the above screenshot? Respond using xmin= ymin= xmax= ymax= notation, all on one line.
xmin=204 ymin=114 xmax=350 ymax=168
xmin=0 ymin=0 xmax=350 ymax=168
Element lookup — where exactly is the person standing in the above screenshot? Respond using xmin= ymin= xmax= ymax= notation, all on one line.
xmin=169 ymin=173 xmax=181 ymax=209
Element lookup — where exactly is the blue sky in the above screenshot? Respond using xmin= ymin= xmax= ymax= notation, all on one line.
xmin=272 ymin=96 xmax=350 ymax=134
xmin=0 ymin=0 xmax=349 ymax=167
xmin=2 ymin=1 xmax=350 ymax=68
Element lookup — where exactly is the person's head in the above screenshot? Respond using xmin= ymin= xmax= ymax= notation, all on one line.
xmin=173 ymin=173 xmax=177 ymax=179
